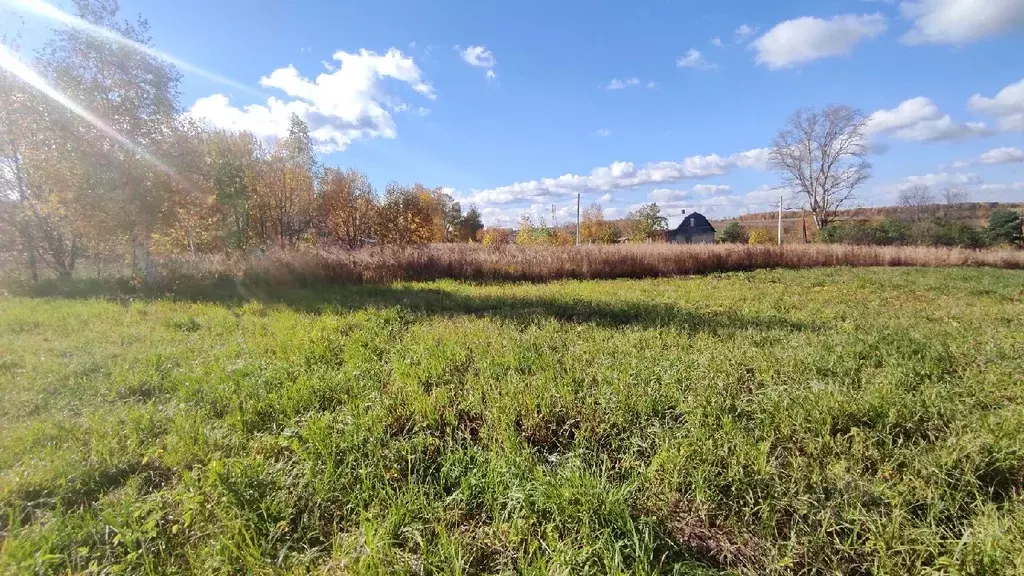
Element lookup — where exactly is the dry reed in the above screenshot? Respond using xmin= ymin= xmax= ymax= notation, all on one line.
xmin=156 ymin=244 xmax=1024 ymax=287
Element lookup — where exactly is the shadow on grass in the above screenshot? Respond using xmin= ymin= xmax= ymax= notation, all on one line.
xmin=13 ymin=276 xmax=814 ymax=334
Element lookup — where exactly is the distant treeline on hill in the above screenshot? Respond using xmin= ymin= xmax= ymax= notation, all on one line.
xmin=717 ymin=202 xmax=1024 ymax=228
xmin=712 ymin=202 xmax=1024 ymax=248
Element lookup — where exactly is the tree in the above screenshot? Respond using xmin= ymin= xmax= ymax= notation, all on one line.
xmin=266 ymin=115 xmax=317 ymax=247
xmin=37 ymin=0 xmax=184 ymax=280
xmin=375 ymin=182 xmax=447 ymax=245
xmin=321 ymin=168 xmax=377 ymax=248
xmin=718 ymin=221 xmax=748 ymax=244
xmin=203 ymin=130 xmax=264 ymax=249
xmin=769 ymin=105 xmax=871 ymax=230
xmin=897 ymin=184 xmax=935 ymax=222
xmin=748 ymin=228 xmax=775 ymax=245
xmin=459 ymin=205 xmax=484 ymax=242
xmin=434 ymin=190 xmax=463 ymax=242
xmin=941 ymin=187 xmax=968 ymax=205
xmin=626 ymin=203 xmax=668 ymax=241
xmin=580 ymin=203 xmax=617 ymax=244
xmin=0 ymin=41 xmax=91 ymax=280
xmin=987 ymin=209 xmax=1023 ymax=247
xmin=516 ymin=214 xmax=537 ymax=245
xmin=479 ymin=227 xmax=512 ymax=245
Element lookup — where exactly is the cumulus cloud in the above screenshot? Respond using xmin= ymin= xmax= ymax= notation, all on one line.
xmin=954 ymin=147 xmax=1024 ymax=168
xmin=968 ymin=77 xmax=1024 ymax=132
xmin=677 ymin=49 xmax=715 ymax=69
xmin=751 ymin=13 xmax=887 ymax=69
xmin=651 ymin=185 xmax=784 ymax=221
xmin=652 ymin=184 xmax=732 ymax=204
xmin=458 ymin=45 xmax=498 ymax=79
xmin=693 ymin=184 xmax=733 ymax=195
xmin=900 ymin=0 xmax=1024 ymax=45
xmin=711 ymin=37 xmax=725 ymax=47
xmin=190 ymin=48 xmax=433 ymax=152
xmin=462 ymin=148 xmax=771 ymax=205
xmin=976 ymin=181 xmax=1024 ymax=201
xmin=979 ymin=147 xmax=1024 ymax=164
xmin=606 ymin=77 xmax=641 ymax=90
xmin=954 ymin=147 xmax=1024 ymax=167
xmin=650 ymin=188 xmax=689 ymax=203
xmin=889 ymin=172 xmax=983 ymax=193
xmin=865 ymin=97 xmax=991 ymax=142
xmin=598 ymin=193 xmax=614 ymax=203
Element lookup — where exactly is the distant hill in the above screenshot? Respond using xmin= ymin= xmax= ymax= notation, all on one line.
xmin=710 ymin=202 xmax=1024 ymax=242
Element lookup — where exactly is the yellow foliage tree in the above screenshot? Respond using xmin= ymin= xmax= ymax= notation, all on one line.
xmin=748 ymin=228 xmax=776 ymax=245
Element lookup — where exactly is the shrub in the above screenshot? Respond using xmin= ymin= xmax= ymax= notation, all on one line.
xmin=718 ymin=222 xmax=748 ymax=244
xmin=988 ymin=209 xmax=1023 ymax=247
xmin=747 ymin=228 xmax=775 ymax=245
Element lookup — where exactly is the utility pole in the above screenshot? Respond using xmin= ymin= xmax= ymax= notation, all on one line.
xmin=777 ymin=194 xmax=783 ymax=246
xmin=575 ymin=193 xmax=581 ymax=246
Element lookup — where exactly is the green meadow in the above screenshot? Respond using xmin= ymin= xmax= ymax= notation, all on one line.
xmin=2 ymin=267 xmax=1023 ymax=574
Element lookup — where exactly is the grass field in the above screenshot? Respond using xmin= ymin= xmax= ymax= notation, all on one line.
xmin=2 ymin=267 xmax=1024 ymax=574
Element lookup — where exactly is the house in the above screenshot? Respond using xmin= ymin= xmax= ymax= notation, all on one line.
xmin=667 ymin=212 xmax=716 ymax=244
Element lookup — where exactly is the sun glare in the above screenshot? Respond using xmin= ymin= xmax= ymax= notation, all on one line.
xmin=0 ymin=42 xmax=182 ymax=181
xmin=2 ymin=0 xmax=261 ymax=98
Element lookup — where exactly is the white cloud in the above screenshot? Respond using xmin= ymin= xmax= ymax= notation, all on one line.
xmin=890 ymin=172 xmax=983 ymax=192
xmin=650 ymin=188 xmax=689 ymax=203
xmin=599 ymin=193 xmax=614 ymax=203
xmin=463 ymin=148 xmax=771 ymax=205
xmin=735 ymin=24 xmax=756 ymax=40
xmin=865 ymin=96 xmax=940 ymax=133
xmin=594 ymin=128 xmax=611 ymax=137
xmin=865 ymin=96 xmax=991 ymax=142
xmin=979 ymin=147 xmax=1024 ymax=165
xmin=751 ymin=13 xmax=887 ymax=69
xmin=693 ymin=184 xmax=733 ymax=195
xmin=976 ymin=181 xmax=1024 ymax=201
xmin=606 ymin=77 xmax=641 ymax=90
xmin=968 ymin=78 xmax=1024 ymax=132
xmin=190 ymin=48 xmax=434 ymax=152
xmin=677 ymin=49 xmax=715 ymax=69
xmin=458 ymin=45 xmax=497 ymax=79
xmin=459 ymin=45 xmax=495 ymax=68
xmin=653 ymin=185 xmax=731 ymax=204
xmin=893 ymin=116 xmax=990 ymax=142
xmin=647 ymin=80 xmax=657 ymax=89
xmin=900 ymin=0 xmax=1024 ymax=45
xmin=654 ymin=185 xmax=784 ymax=222
xmin=711 ymin=37 xmax=725 ymax=47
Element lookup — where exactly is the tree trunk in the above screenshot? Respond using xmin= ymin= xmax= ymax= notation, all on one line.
xmin=132 ymin=231 xmax=158 ymax=284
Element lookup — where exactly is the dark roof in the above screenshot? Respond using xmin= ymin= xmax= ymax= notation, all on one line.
xmin=673 ymin=212 xmax=715 ymax=233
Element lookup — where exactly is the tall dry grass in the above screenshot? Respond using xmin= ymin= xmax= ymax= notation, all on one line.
xmin=154 ymin=243 xmax=1024 ymax=287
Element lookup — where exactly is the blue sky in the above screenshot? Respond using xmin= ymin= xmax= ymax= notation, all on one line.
xmin=7 ymin=0 xmax=1024 ymax=226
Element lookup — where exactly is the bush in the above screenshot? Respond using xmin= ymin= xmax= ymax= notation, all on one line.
xmin=817 ymin=218 xmax=987 ymax=248
xmin=747 ymin=228 xmax=775 ymax=245
xmin=718 ymin=222 xmax=749 ymax=244
xmin=988 ymin=209 xmax=1023 ymax=247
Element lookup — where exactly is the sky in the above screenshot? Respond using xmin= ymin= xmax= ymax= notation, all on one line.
xmin=4 ymin=0 xmax=1024 ymax=227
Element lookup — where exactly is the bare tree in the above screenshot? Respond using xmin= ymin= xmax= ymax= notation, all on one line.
xmin=769 ymin=105 xmax=871 ymax=230
xmin=941 ymin=187 xmax=968 ymax=205
xmin=898 ymin=184 xmax=935 ymax=221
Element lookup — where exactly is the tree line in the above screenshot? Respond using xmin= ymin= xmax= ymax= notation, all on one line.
xmin=0 ymin=0 xmax=486 ymax=282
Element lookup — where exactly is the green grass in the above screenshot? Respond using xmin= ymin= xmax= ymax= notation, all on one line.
xmin=2 ymin=267 xmax=1023 ymax=574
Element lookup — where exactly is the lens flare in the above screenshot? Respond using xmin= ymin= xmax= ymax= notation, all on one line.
xmin=2 ymin=0 xmax=261 ymax=98
xmin=0 ymin=42 xmax=182 ymax=182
